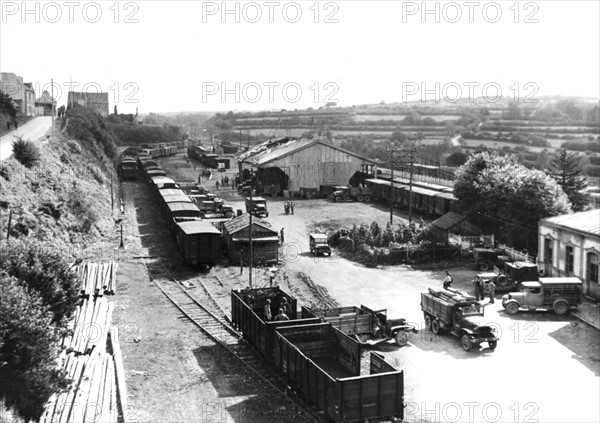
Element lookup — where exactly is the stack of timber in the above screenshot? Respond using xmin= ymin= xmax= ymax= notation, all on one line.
xmin=75 ymin=262 xmax=118 ymax=297
xmin=40 ymin=262 xmax=128 ymax=423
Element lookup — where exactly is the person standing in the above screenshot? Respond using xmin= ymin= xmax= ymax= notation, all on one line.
xmin=290 ymin=201 xmax=295 ymax=215
xmin=216 ymin=180 xmax=220 ymax=190
xmin=443 ymin=271 xmax=453 ymax=290
xmin=264 ymin=299 xmax=272 ymax=321
xmin=472 ymin=277 xmax=484 ymax=301
xmin=487 ymin=280 xmax=496 ymax=304
xmin=280 ymin=228 xmax=284 ymax=244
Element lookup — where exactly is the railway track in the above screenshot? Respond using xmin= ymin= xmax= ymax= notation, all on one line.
xmin=154 ymin=273 xmax=325 ymax=423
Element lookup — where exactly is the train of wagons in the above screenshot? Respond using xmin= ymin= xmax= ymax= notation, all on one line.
xmin=120 ymin=151 xmax=226 ymax=267
xmin=231 ymin=286 xmax=406 ymax=423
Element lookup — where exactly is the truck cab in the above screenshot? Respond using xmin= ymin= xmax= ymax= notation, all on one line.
xmin=245 ymin=197 xmax=269 ymax=218
xmin=502 ymin=277 xmax=583 ymax=315
xmin=309 ymin=233 xmax=331 ymax=256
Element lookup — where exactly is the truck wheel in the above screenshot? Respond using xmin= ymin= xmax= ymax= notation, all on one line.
xmin=306 ymin=192 xmax=313 ymax=199
xmin=489 ymin=341 xmax=497 ymax=349
xmin=478 ymin=261 xmax=490 ymax=271
xmin=335 ymin=196 xmax=342 ymax=203
xmin=242 ymin=190 xmax=251 ymax=197
xmin=497 ymin=275 xmax=508 ymax=287
xmin=357 ymin=195 xmax=364 ymax=202
xmin=424 ymin=314 xmax=432 ymax=331
xmin=505 ymin=302 xmax=520 ymax=315
xmin=395 ymin=331 xmax=408 ymax=347
xmin=461 ymin=334 xmax=473 ymax=352
xmin=364 ymin=196 xmax=371 ymax=202
xmin=225 ymin=211 xmax=233 ymax=218
xmin=431 ymin=319 xmax=441 ymax=335
xmin=553 ymin=301 xmax=569 ymax=315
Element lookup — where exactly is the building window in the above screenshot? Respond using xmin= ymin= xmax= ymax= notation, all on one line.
xmin=566 ymin=246 xmax=574 ymax=275
xmin=589 ymin=253 xmax=599 ymax=284
xmin=544 ymin=238 xmax=553 ymax=264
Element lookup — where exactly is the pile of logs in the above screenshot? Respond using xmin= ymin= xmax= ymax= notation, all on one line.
xmin=76 ymin=262 xmax=118 ymax=297
xmin=41 ymin=262 xmax=127 ymax=423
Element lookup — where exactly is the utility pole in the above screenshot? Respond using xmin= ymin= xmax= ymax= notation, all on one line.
xmin=51 ymin=78 xmax=54 ymax=135
xmin=386 ymin=145 xmax=400 ymax=225
xmin=402 ymin=139 xmax=421 ymax=223
xmin=248 ymin=188 xmax=254 ymax=288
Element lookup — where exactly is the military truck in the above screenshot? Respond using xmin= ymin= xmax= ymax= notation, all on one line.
xmin=245 ymin=197 xmax=269 ymax=218
xmin=329 ymin=186 xmax=372 ymax=202
xmin=199 ymin=200 xmax=235 ymax=218
xmin=309 ymin=233 xmax=331 ymax=256
xmin=477 ymin=261 xmax=540 ymax=292
xmin=421 ymin=288 xmax=499 ymax=351
xmin=501 ymin=277 xmax=583 ymax=315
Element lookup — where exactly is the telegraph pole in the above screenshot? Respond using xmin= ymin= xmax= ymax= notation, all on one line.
xmin=386 ymin=145 xmax=400 ymax=225
xmin=402 ymin=139 xmax=421 ymax=223
xmin=248 ymin=188 xmax=254 ymax=288
xmin=51 ymin=78 xmax=54 ymax=135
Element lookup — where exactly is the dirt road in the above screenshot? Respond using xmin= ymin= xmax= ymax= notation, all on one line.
xmin=0 ymin=116 xmax=52 ymax=161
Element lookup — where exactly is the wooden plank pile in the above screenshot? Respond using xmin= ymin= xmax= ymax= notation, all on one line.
xmin=40 ymin=262 xmax=127 ymax=423
xmin=76 ymin=262 xmax=118 ymax=297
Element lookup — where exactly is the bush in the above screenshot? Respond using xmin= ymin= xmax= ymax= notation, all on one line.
xmin=66 ymin=139 xmax=82 ymax=154
xmin=0 ymin=273 xmax=70 ymax=421
xmin=0 ymin=238 xmax=80 ymax=326
xmin=67 ymin=185 xmax=99 ymax=232
xmin=12 ymin=137 xmax=40 ymax=168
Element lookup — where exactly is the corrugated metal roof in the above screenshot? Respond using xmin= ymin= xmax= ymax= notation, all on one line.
xmin=176 ymin=220 xmax=221 ymax=235
xmin=542 ymin=209 xmax=600 ymax=236
xmin=238 ymin=137 xmax=376 ymax=166
xmin=432 ymin=212 xmax=466 ymax=230
xmin=224 ymin=214 xmax=276 ymax=235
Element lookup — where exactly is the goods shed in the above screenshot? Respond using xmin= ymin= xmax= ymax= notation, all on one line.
xmin=237 ymin=137 xmax=377 ymax=194
xmin=223 ymin=214 xmax=279 ymax=264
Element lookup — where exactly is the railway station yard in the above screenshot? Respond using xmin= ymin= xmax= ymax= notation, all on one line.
xmin=113 ymin=153 xmax=600 ymax=423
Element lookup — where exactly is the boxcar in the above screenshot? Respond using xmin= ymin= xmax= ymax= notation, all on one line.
xmin=274 ymin=323 xmax=405 ymax=422
xmin=231 ymin=287 xmax=321 ymax=362
xmin=119 ymin=158 xmax=138 ymax=181
xmin=175 ymin=220 xmax=222 ymax=266
xmin=166 ymin=201 xmax=202 ymax=222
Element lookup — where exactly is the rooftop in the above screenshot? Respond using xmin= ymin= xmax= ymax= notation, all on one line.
xmin=224 ymin=214 xmax=276 ymax=235
xmin=431 ymin=211 xmax=466 ymax=230
xmin=176 ymin=220 xmax=221 ymax=235
xmin=542 ymin=209 xmax=600 ymax=236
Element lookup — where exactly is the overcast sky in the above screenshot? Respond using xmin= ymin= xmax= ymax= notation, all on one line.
xmin=1 ymin=0 xmax=599 ymax=114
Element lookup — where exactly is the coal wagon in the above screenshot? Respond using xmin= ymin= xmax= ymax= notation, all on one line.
xmin=231 ymin=287 xmax=321 ymax=362
xmin=274 ymin=323 xmax=405 ymax=422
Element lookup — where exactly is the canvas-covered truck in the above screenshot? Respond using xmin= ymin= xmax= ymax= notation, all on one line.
xmin=329 ymin=185 xmax=373 ymax=202
xmin=477 ymin=261 xmax=540 ymax=292
xmin=245 ymin=197 xmax=269 ymax=218
xmin=501 ymin=277 xmax=583 ymax=315
xmin=302 ymin=305 xmax=418 ymax=347
xmin=421 ymin=288 xmax=499 ymax=352
xmin=309 ymin=233 xmax=331 ymax=256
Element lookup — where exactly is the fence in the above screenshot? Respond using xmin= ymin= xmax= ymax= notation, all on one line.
xmin=498 ymin=243 xmax=536 ymax=263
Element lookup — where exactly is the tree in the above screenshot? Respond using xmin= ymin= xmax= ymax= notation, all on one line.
xmin=0 ymin=90 xmax=17 ymax=118
xmin=389 ymin=130 xmax=406 ymax=144
xmin=0 ymin=273 xmax=70 ymax=421
xmin=12 ymin=137 xmax=41 ymax=168
xmin=549 ymin=149 xmax=589 ymax=211
xmin=454 ymin=152 xmax=572 ymax=249
xmin=446 ymin=151 xmax=468 ymax=167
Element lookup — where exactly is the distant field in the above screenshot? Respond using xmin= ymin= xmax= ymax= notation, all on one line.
xmin=354 ymin=114 xmax=462 ymax=122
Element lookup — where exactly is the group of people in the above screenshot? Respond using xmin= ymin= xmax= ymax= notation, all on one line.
xmin=5 ymin=118 xmax=18 ymax=131
xmin=284 ymin=201 xmax=295 ymax=215
xmin=263 ymin=297 xmax=294 ymax=321
xmin=442 ymin=270 xmax=496 ymax=304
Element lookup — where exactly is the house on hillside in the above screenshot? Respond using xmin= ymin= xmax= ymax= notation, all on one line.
xmin=68 ymin=91 xmax=109 ymax=117
xmin=538 ymin=209 xmax=600 ymax=299
xmin=237 ymin=137 xmax=377 ymax=195
xmin=35 ymin=90 xmax=56 ymax=116
xmin=0 ymin=72 xmax=36 ymax=116
xmin=430 ymin=211 xmax=481 ymax=243
xmin=223 ymin=214 xmax=279 ymax=264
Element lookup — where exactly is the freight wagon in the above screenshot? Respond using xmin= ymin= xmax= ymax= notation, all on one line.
xmin=274 ymin=323 xmax=405 ymax=422
xmin=174 ymin=220 xmax=222 ymax=266
xmin=231 ymin=287 xmax=321 ymax=362
xmin=118 ymin=157 xmax=138 ymax=181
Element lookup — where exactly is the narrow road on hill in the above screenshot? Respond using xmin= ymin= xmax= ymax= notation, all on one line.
xmin=0 ymin=116 xmax=53 ymax=161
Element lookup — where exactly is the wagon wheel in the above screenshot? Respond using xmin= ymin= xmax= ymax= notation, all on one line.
xmin=395 ymin=331 xmax=409 ymax=347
